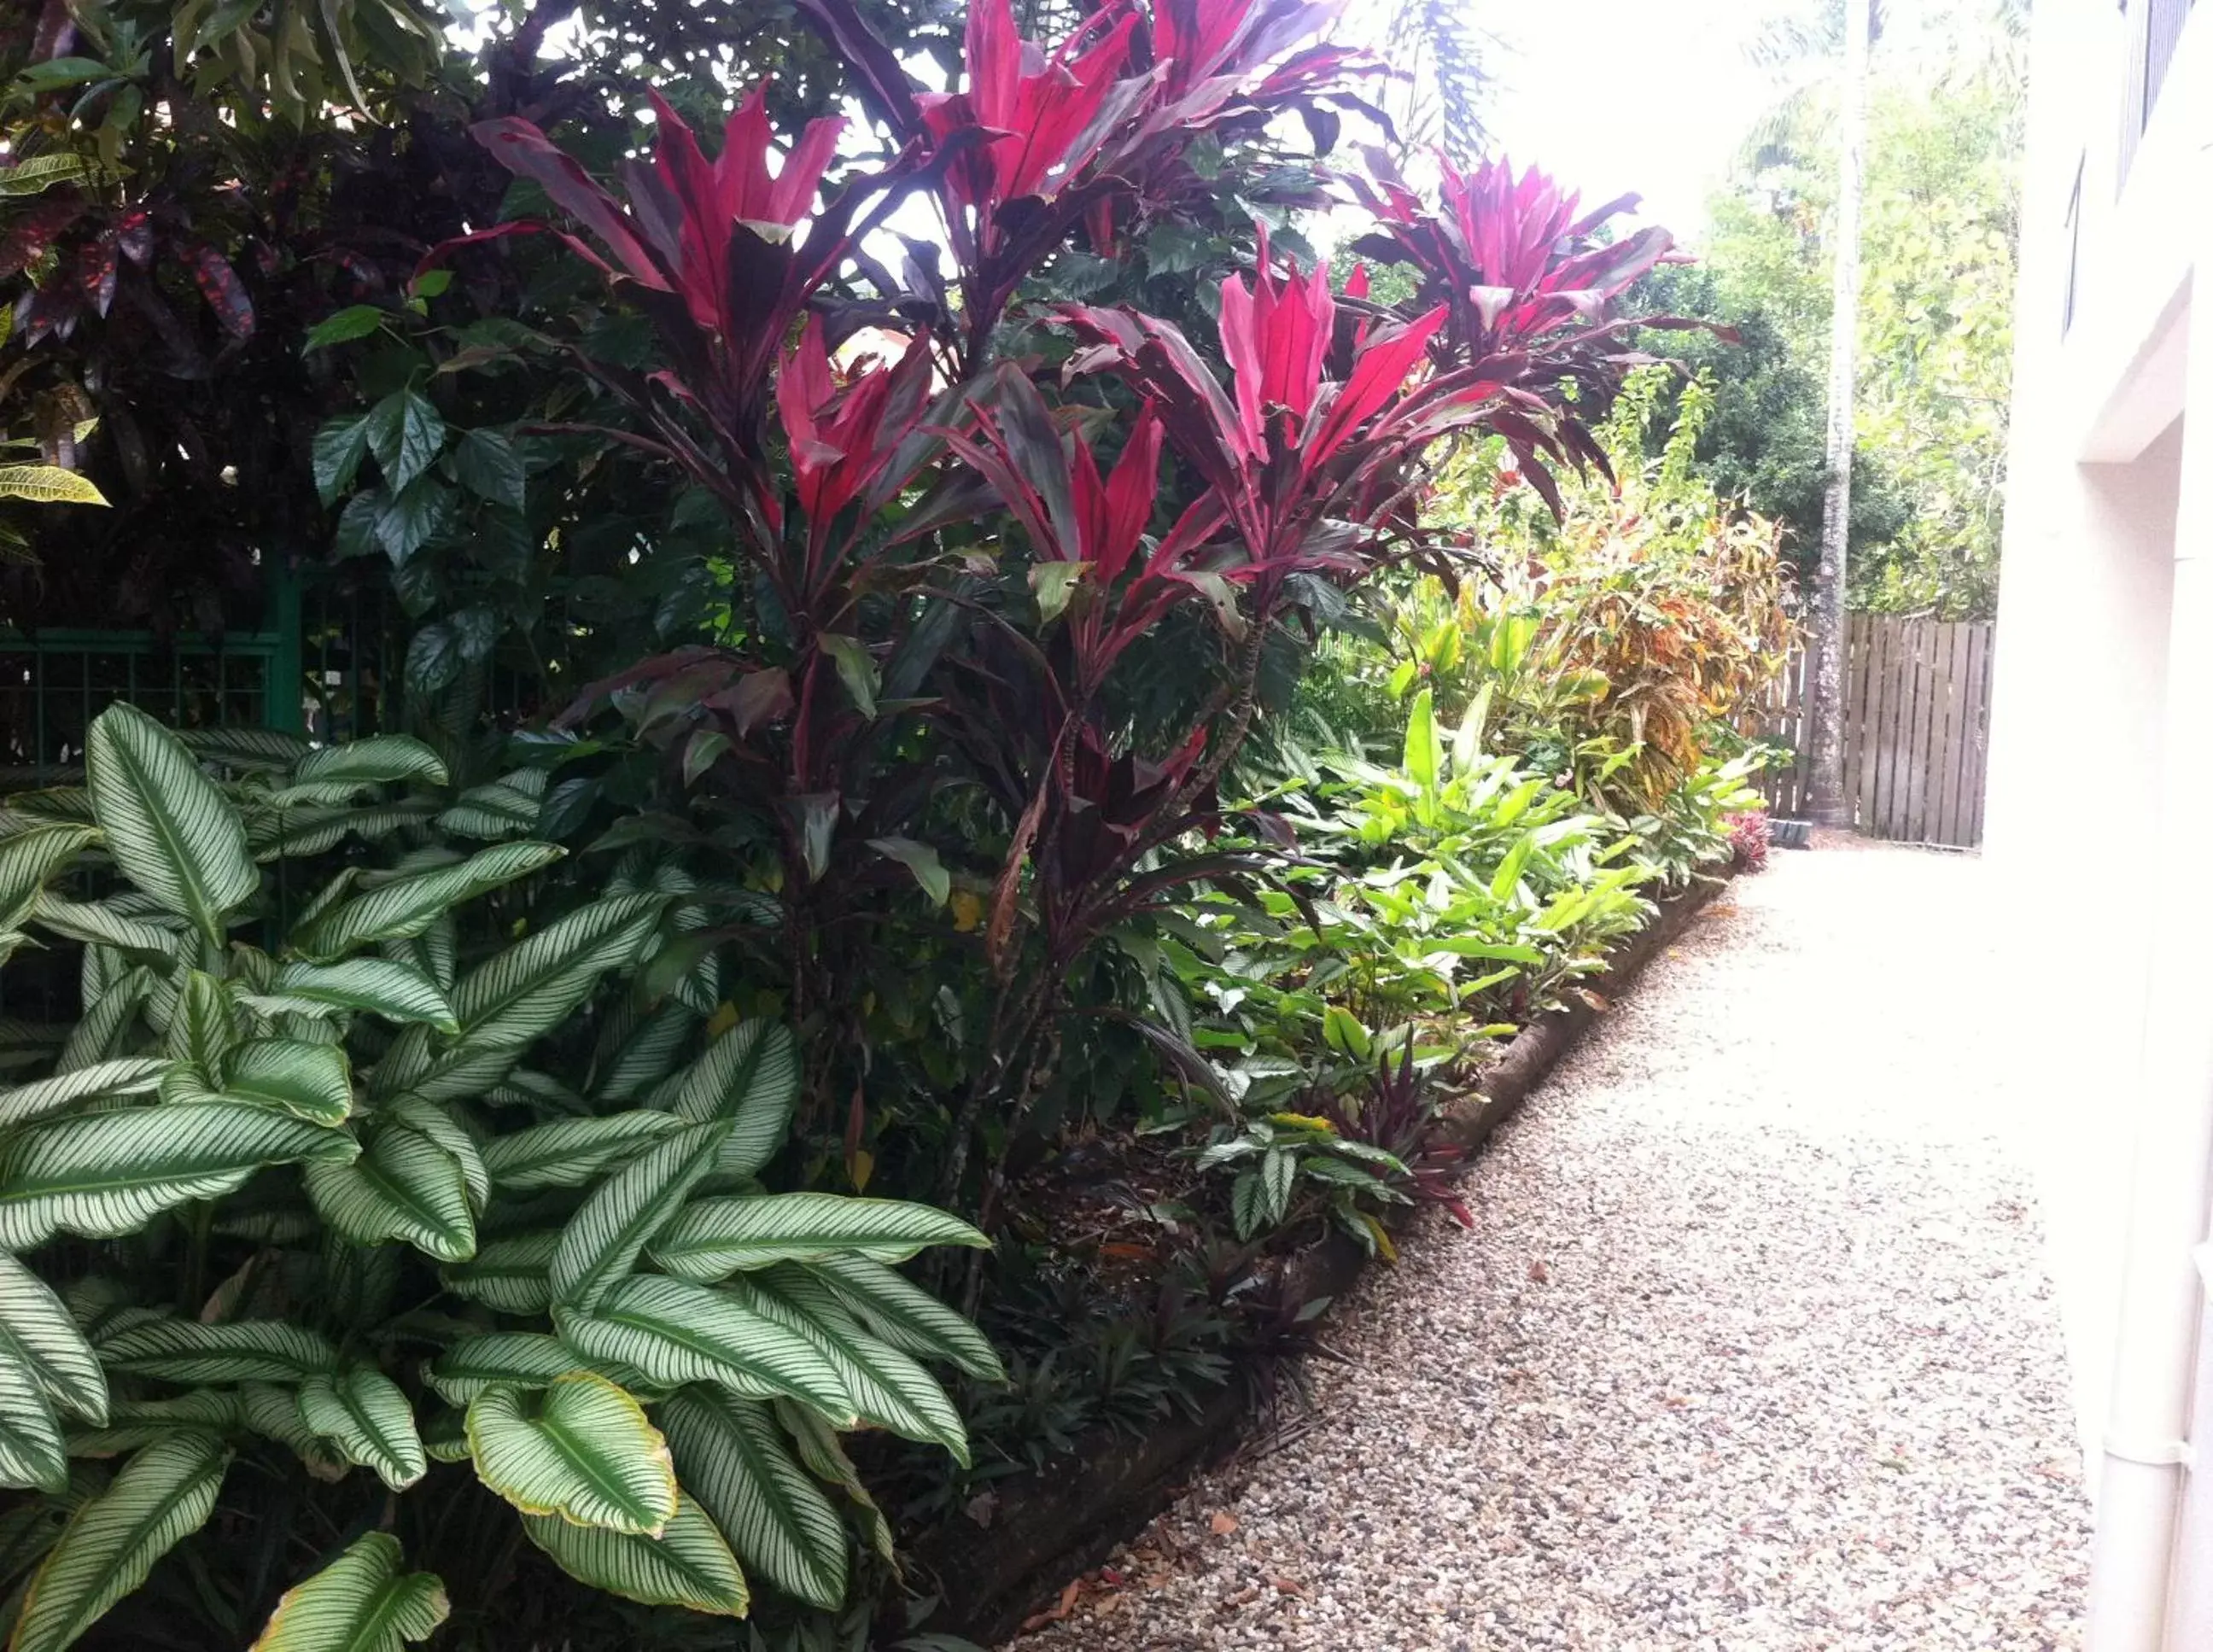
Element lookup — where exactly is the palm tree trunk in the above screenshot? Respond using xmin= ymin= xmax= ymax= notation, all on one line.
xmin=1806 ymin=0 xmax=1871 ymax=827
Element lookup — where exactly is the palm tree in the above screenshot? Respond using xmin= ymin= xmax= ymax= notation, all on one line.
xmin=1804 ymin=0 xmax=1871 ymax=827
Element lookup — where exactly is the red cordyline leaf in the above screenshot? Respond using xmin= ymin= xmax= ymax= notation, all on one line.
xmin=1346 ymin=151 xmax=1675 ymax=360
xmin=916 ymin=0 xmax=1137 ymax=235
xmin=1217 ymin=224 xmax=1333 ymax=453
xmin=774 ymin=316 xmax=936 ymax=567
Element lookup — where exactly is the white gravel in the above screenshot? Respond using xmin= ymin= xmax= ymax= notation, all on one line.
xmin=1008 ymin=844 xmax=2092 ymax=1650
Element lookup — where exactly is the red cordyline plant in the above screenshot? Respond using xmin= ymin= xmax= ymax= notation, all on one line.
xmin=439 ymin=0 xmax=1680 ymax=1210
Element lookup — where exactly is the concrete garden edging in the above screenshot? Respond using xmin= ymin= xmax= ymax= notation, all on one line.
xmin=912 ymin=869 xmax=1738 ymax=1646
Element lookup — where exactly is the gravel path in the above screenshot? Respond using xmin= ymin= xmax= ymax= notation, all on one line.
xmin=1009 ymin=844 xmax=2092 ymax=1650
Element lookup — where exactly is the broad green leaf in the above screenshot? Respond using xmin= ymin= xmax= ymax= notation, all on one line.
xmin=250 ymin=1532 xmax=448 ymax=1652
xmin=303 ymin=1118 xmax=475 ymax=1262
xmin=292 ymin=842 xmax=563 ymax=961
xmin=465 ymin=1372 xmax=675 ymax=1534
xmin=421 ymin=1334 xmax=635 ymax=1406
xmin=1231 ymin=1167 xmax=1265 ymax=1240
xmin=554 ymin=1277 xmax=853 ymax=1422
xmin=481 ymin=1114 xmax=683 ymax=1194
xmin=774 ymin=1398 xmax=894 ymax=1565
xmin=595 ymin=1001 xmax=698 ymax=1104
xmin=32 ymin=892 xmax=183 ymax=960
xmin=100 ymin=1319 xmax=339 ymax=1385
xmin=548 ymin=1124 xmax=723 ymax=1311
xmin=223 ymin=1040 xmax=353 ymax=1127
xmin=383 ymin=1099 xmax=488 ymax=1213
xmin=797 ymin=1254 xmax=1005 ymax=1383
xmin=64 ymin=1391 xmax=244 ymax=1458
xmin=84 ymin=703 xmax=258 ymax=949
xmin=440 ymin=1232 xmax=558 ymax=1315
xmin=437 ymin=782 xmax=539 ymax=840
xmin=0 ymin=826 xmax=98 ymax=931
xmin=0 ymin=1104 xmax=359 ymax=1249
xmin=176 ymin=728 xmax=310 ymax=773
xmin=271 ymin=960 xmax=458 ymax=1031
xmin=0 ymin=1059 xmax=165 ymax=1128
xmin=10 ymin=1433 xmax=230 ymax=1652
xmin=295 ymin=737 xmax=447 ymax=788
xmin=520 ymin=1493 xmax=747 ymax=1617
xmin=726 ymin=1273 xmax=966 ymax=1464
xmin=866 ymin=837 xmax=949 ymax=906
xmin=296 ymin=1367 xmax=424 ymax=1491
xmin=312 ymin=416 xmax=370 ymax=505
xmin=0 ymin=1333 xmax=64 ymax=1491
xmin=0 ymin=1253 xmax=105 ymax=1426
xmin=239 ymin=1383 xmax=351 ymax=1480
xmin=165 ymin=971 xmax=233 ymax=1085
xmin=653 ymin=1019 xmax=797 ymax=1180
xmin=303 ymin=306 xmax=386 ymax=353
xmin=649 ymin=1194 xmax=988 ymax=1280
xmin=658 ymin=1387 xmax=845 ymax=1610
xmin=365 ymin=389 xmax=445 ymax=495
xmin=450 ymin=428 xmax=525 ymax=511
xmin=1402 ymin=686 xmax=1439 ymax=790
xmin=434 ymin=896 xmax=662 ymax=1080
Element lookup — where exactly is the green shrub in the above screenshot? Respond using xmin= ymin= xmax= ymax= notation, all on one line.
xmin=0 ymin=705 xmax=996 ymax=1649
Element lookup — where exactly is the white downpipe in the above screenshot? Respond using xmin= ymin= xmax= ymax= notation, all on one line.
xmin=2084 ymin=301 xmax=2213 ymax=1652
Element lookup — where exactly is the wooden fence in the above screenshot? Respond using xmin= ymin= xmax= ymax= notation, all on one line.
xmin=1755 ymin=614 xmax=1994 ymax=849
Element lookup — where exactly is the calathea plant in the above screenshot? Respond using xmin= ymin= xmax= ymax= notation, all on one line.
xmin=0 ymin=704 xmax=999 ymax=1649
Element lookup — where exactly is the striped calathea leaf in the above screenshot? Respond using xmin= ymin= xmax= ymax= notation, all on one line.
xmin=249 ymin=1532 xmax=448 ymax=1652
xmin=0 ymin=704 xmax=1002 ymax=1633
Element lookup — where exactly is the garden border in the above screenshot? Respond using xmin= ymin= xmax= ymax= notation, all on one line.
xmin=915 ymin=867 xmax=1739 ymax=1645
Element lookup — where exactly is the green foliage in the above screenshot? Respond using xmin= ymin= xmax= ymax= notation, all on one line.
xmin=0 ymin=706 xmax=996 ymax=1648
xmin=1644 ymin=4 xmax=2023 ymax=617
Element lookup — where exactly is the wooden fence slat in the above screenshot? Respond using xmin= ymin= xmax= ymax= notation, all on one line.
xmin=1926 ymin=622 xmax=1953 ymax=844
xmin=1962 ymin=623 xmax=1991 ymax=845
xmin=1931 ymin=622 xmax=1959 ymax=845
xmin=1947 ymin=622 xmax=1975 ymax=845
xmin=1860 ymin=617 xmax=1888 ymax=832
xmin=1750 ymin=615 xmax=1993 ymax=846
xmin=1911 ymin=619 xmax=1939 ymax=842
xmin=1878 ymin=618 xmax=1907 ymax=837
xmin=1845 ymin=614 xmax=1872 ymax=828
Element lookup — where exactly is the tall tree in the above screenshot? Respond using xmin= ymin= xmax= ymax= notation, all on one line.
xmin=1806 ymin=0 xmax=1871 ymax=826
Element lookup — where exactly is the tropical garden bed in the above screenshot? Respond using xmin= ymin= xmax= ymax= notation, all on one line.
xmin=0 ymin=2 xmax=1789 ymax=1649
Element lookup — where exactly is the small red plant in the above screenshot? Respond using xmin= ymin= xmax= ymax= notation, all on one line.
xmin=1726 ymin=808 xmax=1772 ymax=873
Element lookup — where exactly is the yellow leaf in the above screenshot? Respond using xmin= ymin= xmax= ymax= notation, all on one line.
xmin=849 ymin=1149 xmax=874 ymax=1194
xmin=704 ymin=1001 xmax=739 ymax=1040
xmin=949 ymin=890 xmax=983 ymax=933
xmin=0 ymin=464 xmax=107 ymax=506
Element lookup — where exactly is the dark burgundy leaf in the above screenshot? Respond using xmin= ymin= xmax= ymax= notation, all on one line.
xmin=184 ymin=244 xmax=254 ymax=340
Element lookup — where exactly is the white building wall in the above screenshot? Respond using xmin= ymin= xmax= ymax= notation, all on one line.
xmin=1988 ymin=0 xmax=2213 ymax=1645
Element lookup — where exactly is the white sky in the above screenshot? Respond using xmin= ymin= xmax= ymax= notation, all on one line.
xmin=1422 ymin=0 xmax=1782 ymax=249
